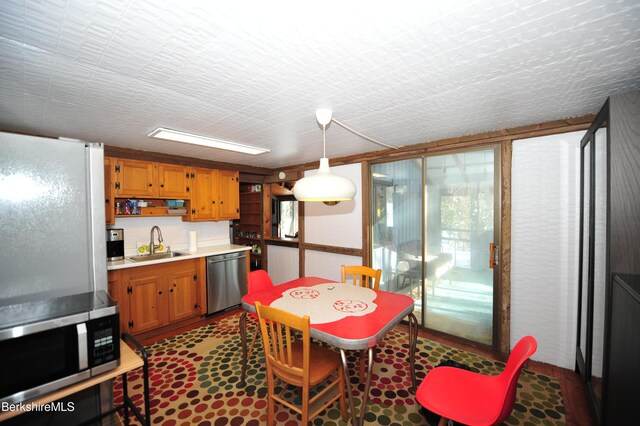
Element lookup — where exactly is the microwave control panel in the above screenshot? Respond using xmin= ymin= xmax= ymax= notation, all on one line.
xmin=88 ymin=314 xmax=120 ymax=367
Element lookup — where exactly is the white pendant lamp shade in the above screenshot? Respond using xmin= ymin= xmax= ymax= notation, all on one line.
xmin=293 ymin=109 xmax=357 ymax=203
xmin=293 ymin=158 xmax=357 ymax=201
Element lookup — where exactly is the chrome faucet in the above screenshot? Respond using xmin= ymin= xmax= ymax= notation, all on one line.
xmin=149 ymin=225 xmax=163 ymax=254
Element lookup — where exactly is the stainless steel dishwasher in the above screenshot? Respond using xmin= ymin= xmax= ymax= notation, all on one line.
xmin=206 ymin=251 xmax=248 ymax=314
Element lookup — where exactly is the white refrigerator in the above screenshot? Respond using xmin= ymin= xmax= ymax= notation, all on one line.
xmin=0 ymin=132 xmax=107 ymax=304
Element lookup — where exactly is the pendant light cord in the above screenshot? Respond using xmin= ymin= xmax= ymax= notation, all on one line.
xmin=332 ymin=118 xmax=399 ymax=150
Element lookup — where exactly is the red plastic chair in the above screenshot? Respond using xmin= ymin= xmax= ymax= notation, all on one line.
xmin=240 ymin=269 xmax=273 ymax=383
xmin=416 ymin=335 xmax=537 ymax=426
xmin=246 ymin=270 xmax=274 ymax=358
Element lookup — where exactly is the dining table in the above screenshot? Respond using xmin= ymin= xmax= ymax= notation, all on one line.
xmin=239 ymin=276 xmax=418 ymax=426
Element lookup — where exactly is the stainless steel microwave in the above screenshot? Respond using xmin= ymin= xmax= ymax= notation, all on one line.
xmin=0 ymin=291 xmax=120 ymax=404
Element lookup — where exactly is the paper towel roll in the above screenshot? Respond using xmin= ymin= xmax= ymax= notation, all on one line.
xmin=189 ymin=231 xmax=198 ymax=252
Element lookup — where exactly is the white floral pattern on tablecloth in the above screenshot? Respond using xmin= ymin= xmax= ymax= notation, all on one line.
xmin=270 ymin=283 xmax=377 ymax=324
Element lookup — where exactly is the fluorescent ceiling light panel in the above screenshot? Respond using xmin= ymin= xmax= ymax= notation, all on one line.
xmin=148 ymin=128 xmax=270 ymax=155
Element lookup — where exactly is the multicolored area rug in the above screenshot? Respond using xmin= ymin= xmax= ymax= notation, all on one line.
xmin=114 ymin=312 xmax=565 ymax=425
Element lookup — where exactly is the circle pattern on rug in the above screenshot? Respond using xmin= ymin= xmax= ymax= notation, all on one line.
xmin=114 ymin=312 xmax=565 ymax=425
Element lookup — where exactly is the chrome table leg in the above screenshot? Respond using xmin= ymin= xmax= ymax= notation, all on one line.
xmin=359 ymin=347 xmax=375 ymax=426
xmin=340 ymin=349 xmax=359 ymax=426
xmin=239 ymin=311 xmax=248 ymax=385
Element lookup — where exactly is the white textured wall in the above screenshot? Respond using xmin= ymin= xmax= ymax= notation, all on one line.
xmin=305 ymin=251 xmax=362 ymax=283
xmin=267 ymin=245 xmax=300 ymax=285
xmin=302 ymin=162 xmax=363 ymax=280
xmin=511 ymin=131 xmax=582 ymax=369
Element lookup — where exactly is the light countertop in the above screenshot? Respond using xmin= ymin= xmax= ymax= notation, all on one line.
xmin=107 ymin=244 xmax=251 ymax=270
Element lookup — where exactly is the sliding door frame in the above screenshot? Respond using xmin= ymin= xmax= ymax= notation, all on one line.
xmin=371 ymin=145 xmax=502 ymax=350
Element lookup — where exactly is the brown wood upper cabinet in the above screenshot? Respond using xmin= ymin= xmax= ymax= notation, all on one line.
xmin=111 ymin=158 xmax=190 ymax=198
xmin=190 ymin=168 xmax=239 ymax=221
xmin=112 ymin=158 xmax=158 ymax=197
xmin=105 ymin=156 xmax=238 ymax=222
xmin=158 ymin=163 xmax=190 ymax=198
xmin=217 ymin=169 xmax=240 ymax=220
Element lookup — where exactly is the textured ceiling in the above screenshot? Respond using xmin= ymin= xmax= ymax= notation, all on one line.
xmin=1 ymin=0 xmax=639 ymax=170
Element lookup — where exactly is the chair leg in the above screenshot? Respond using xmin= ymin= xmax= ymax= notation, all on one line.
xmin=240 ymin=312 xmax=248 ymax=385
xmin=267 ymin=376 xmax=275 ymax=426
xmin=301 ymin=386 xmax=309 ymax=425
xmin=437 ymin=417 xmax=448 ymax=426
xmin=247 ymin=324 xmax=259 ymax=359
xmin=358 ymin=349 xmax=366 ymax=382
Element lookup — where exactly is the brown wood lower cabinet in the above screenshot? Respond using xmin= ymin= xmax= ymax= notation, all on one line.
xmin=108 ymin=259 xmax=203 ymax=336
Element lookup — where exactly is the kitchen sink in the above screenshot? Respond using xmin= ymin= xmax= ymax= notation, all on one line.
xmin=127 ymin=251 xmax=188 ymax=262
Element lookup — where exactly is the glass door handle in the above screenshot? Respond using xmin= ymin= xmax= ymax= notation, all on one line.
xmin=489 ymin=243 xmax=498 ymax=268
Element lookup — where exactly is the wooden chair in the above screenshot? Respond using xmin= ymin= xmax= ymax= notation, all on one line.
xmin=341 ymin=265 xmax=382 ymax=381
xmin=340 ymin=265 xmax=382 ymax=291
xmin=255 ymin=301 xmax=348 ymax=425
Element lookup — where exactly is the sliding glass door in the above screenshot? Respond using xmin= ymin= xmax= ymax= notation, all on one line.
xmin=371 ymin=147 xmax=499 ymax=346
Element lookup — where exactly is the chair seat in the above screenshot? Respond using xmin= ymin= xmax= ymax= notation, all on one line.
xmin=416 ymin=367 xmax=505 ymax=426
xmin=275 ymin=341 xmax=342 ymax=387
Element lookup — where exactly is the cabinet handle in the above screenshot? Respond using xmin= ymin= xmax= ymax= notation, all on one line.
xmin=149 ymin=183 xmax=153 ymax=187
xmin=212 ymin=201 xmax=216 ymax=204
xmin=160 ymin=184 xmax=164 ymax=188
xmin=220 ymin=201 xmax=224 ymax=204
xmin=158 ymin=290 xmax=163 ymax=295
xmin=170 ymin=289 xmax=174 ymax=293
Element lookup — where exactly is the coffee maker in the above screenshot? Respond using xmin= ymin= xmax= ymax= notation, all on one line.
xmin=106 ymin=228 xmax=124 ymax=261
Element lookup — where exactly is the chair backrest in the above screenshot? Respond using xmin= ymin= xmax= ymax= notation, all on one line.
xmin=255 ymin=301 xmax=310 ymax=387
xmin=248 ymin=269 xmax=274 ymax=294
xmin=341 ymin=265 xmax=382 ymax=291
xmin=494 ymin=335 xmax=538 ymax=424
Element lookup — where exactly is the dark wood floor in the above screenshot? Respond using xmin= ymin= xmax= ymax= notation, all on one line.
xmin=138 ymin=309 xmax=595 ymax=426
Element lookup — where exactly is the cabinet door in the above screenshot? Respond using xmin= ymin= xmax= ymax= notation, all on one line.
xmin=217 ymin=170 xmax=240 ymax=220
xmin=190 ymin=168 xmax=215 ymax=221
xmin=104 ymin=157 xmax=115 ymax=224
xmin=168 ymin=266 xmax=200 ymax=322
xmin=107 ymin=270 xmax=121 ymax=303
xmin=158 ymin=163 xmax=190 ymax=198
xmin=127 ymin=274 xmax=165 ymax=333
xmin=107 ymin=270 xmax=123 ymax=334
xmin=115 ymin=159 xmax=158 ymax=197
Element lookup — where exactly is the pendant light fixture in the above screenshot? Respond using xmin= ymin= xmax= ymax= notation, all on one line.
xmin=293 ymin=109 xmax=357 ymax=203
